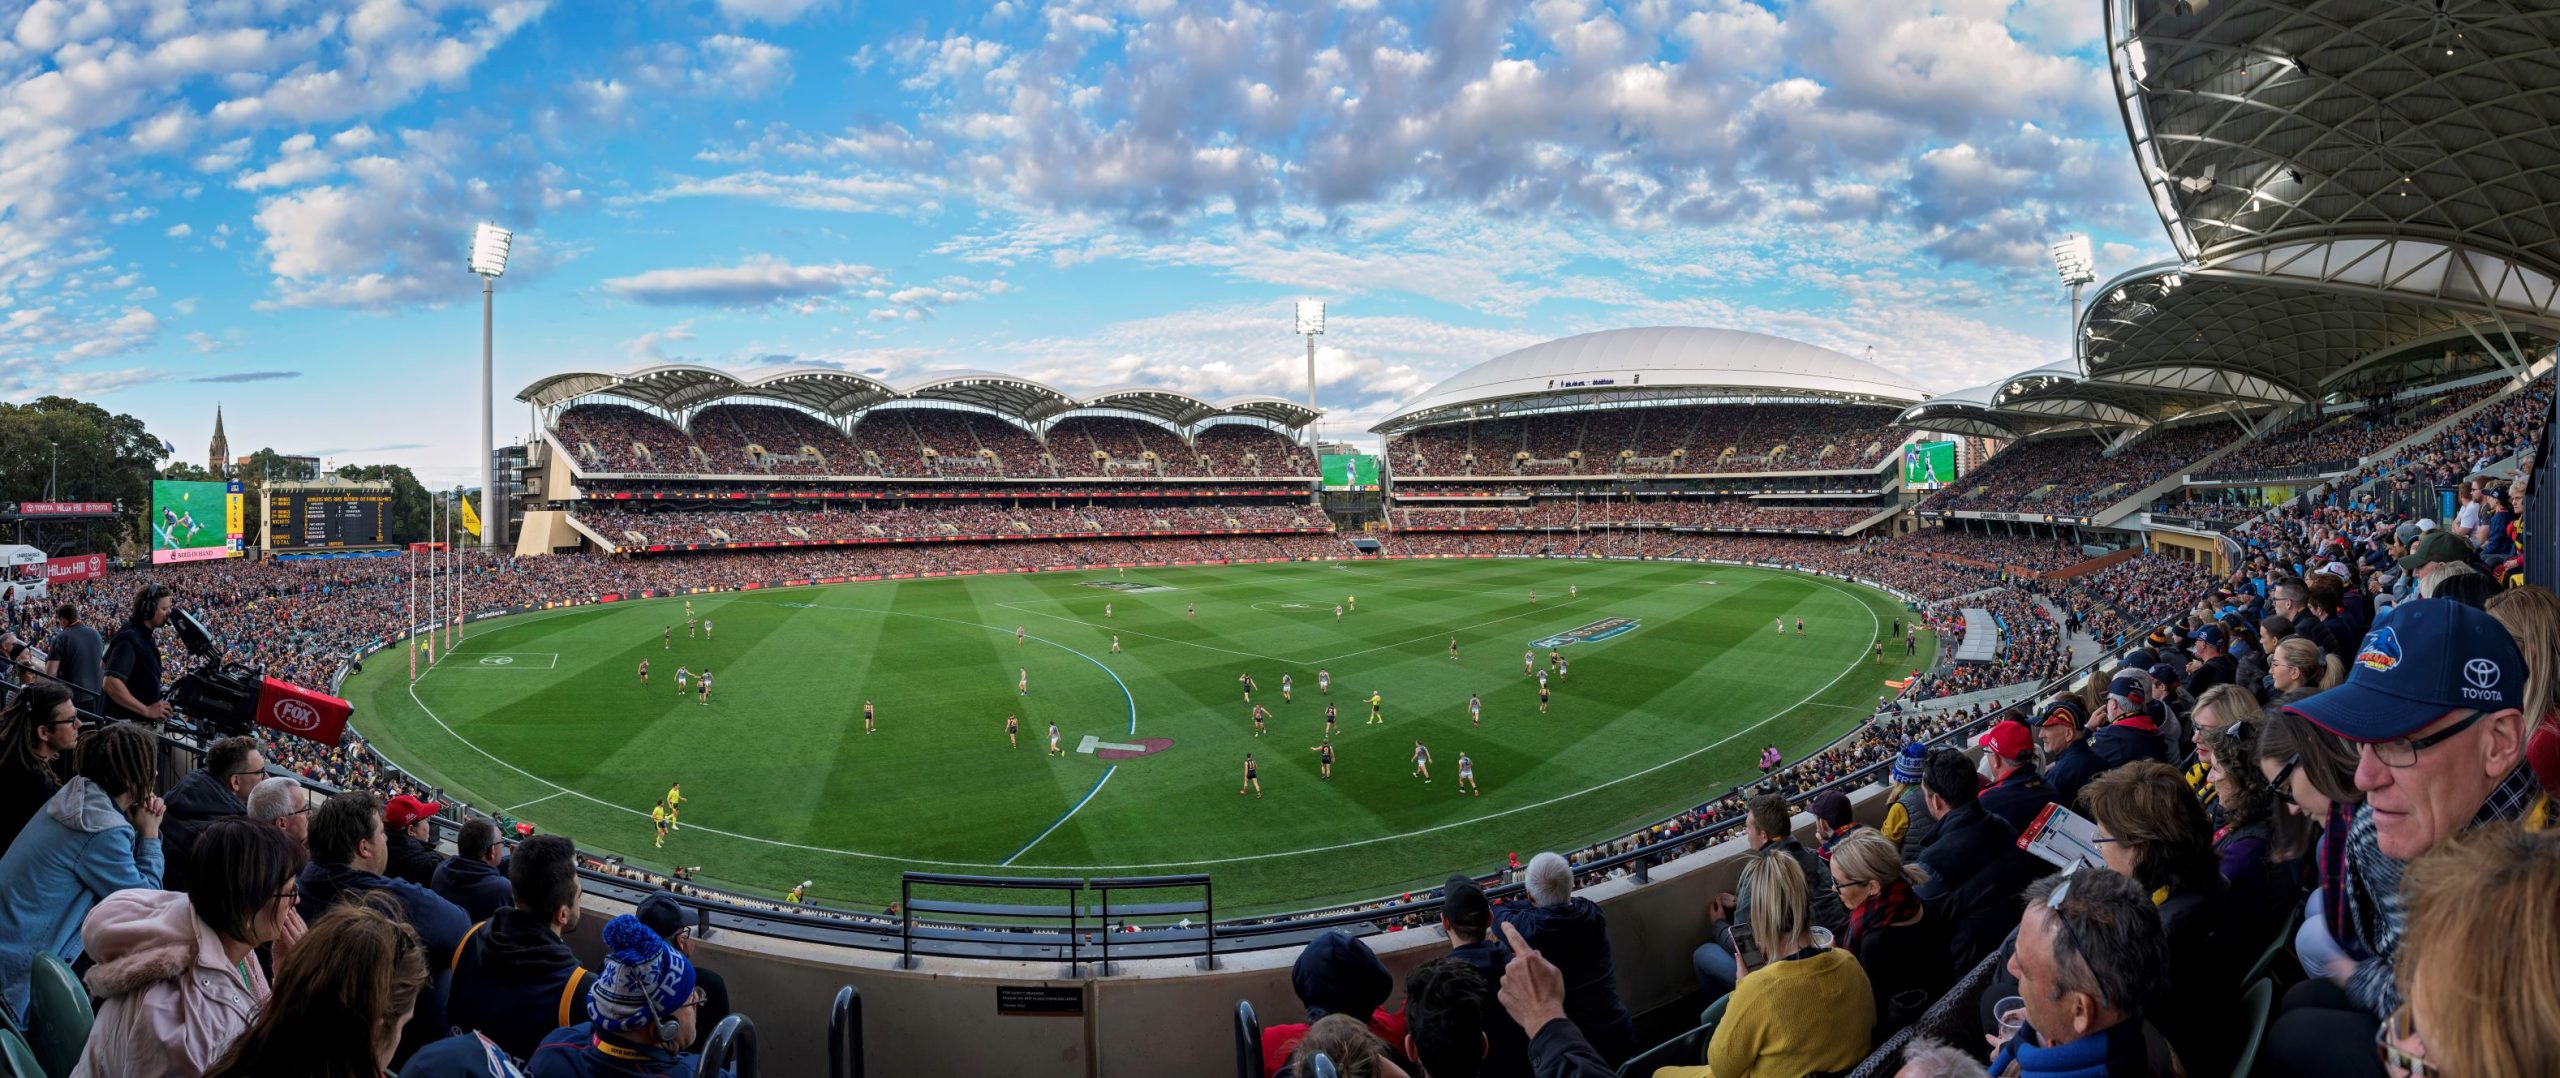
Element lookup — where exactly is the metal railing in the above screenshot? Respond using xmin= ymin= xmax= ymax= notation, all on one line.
xmin=695 ymin=1014 xmax=756 ymax=1078
xmin=894 ymin=872 xmax=1215 ymax=974
xmin=829 ymin=986 xmax=862 ymax=1078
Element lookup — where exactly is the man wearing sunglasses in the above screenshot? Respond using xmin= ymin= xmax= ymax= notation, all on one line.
xmin=2268 ymin=598 xmax=2546 ymax=1078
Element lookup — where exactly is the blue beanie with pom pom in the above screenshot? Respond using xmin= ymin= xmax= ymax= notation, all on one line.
xmin=589 ymin=913 xmax=698 ymax=1035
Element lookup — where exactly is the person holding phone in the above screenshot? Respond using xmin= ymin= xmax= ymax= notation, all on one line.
xmin=1654 ymin=851 xmax=1873 ymax=1078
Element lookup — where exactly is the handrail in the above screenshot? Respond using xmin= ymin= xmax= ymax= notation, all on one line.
xmin=1234 ymin=1000 xmax=1264 ymax=1078
xmin=829 ymin=986 xmax=861 ymax=1078
xmin=696 ymin=1013 xmax=756 ymax=1078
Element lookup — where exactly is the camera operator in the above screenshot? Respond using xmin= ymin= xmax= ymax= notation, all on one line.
xmin=101 ymin=583 xmax=175 ymax=724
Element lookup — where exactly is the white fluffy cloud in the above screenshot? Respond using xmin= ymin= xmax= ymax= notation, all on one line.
xmin=601 ymin=257 xmax=886 ymax=308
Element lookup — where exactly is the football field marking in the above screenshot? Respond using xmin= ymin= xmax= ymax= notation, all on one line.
xmin=390 ymin=574 xmax=1886 ymax=872
xmin=450 ymin=651 xmax=558 ymax=669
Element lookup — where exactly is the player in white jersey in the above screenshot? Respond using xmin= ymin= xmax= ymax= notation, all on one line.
xmin=1523 ymin=649 xmax=1535 ymax=676
xmin=1018 ymin=667 xmax=1029 ymax=695
xmin=1047 ymin=722 xmax=1062 ymax=756
xmin=1558 ymin=656 xmax=1569 ymax=680
xmin=1457 ymin=753 xmax=1478 ymax=796
xmin=1569 ymin=584 xmax=1577 ymax=598
xmin=1467 ymin=693 xmax=1482 ymax=727
xmin=1411 ymin=741 xmax=1432 ymax=782
xmin=1016 ymin=624 xmax=1026 ymax=647
xmin=1110 ymin=635 xmax=1121 ymax=654
xmin=1317 ymin=669 xmax=1332 ymax=695
xmin=703 ymin=618 xmax=712 ymax=640
xmin=1280 ymin=674 xmax=1293 ymax=703
xmin=1775 ymin=616 xmax=1784 ymax=635
xmin=674 ymin=666 xmax=691 ymax=694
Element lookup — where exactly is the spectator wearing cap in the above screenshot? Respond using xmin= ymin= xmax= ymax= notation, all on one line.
xmin=1881 ymin=743 xmax=1939 ymax=862
xmin=2037 ymin=697 xmax=2105 ymax=809
xmin=449 ymin=835 xmax=594 ymax=1060
xmin=526 ymin=914 xmax=709 ymax=1078
xmin=433 ymin=818 xmax=515 ymax=923
xmin=1987 ymin=869 xmax=2181 ymax=1078
xmin=1498 ymin=852 xmax=1635 ymax=1065
xmin=1258 ymin=931 xmax=1411 ymax=1075
xmin=2267 ymin=598 xmax=2549 ymax=1078
xmin=1913 ymin=748 xmax=2041 ymax=972
xmin=384 ymin=793 xmax=448 ymax=888
xmin=1435 ymin=875 xmax=1526 ymax=1078
xmin=1975 ymin=719 xmax=2057 ymax=834
xmin=1693 ymin=793 xmax=1850 ymax=1001
xmin=2400 ymin=529 xmax=2482 ymax=602
xmin=2479 ymin=485 xmax=2519 ymax=564
xmin=2089 ymin=676 xmax=2171 ymax=774
xmin=158 ymin=735 xmax=262 ymax=893
xmin=2183 ymin=624 xmax=2237 ymax=697
xmin=296 ymin=790 xmax=469 ymax=1068
xmin=635 ymin=893 xmax=729 ymax=1052
xmin=1808 ymin=789 xmax=1869 ymax=859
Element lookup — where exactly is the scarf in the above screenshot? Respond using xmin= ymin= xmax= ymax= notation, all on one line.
xmin=1847 ymin=878 xmax=1921 ymax=951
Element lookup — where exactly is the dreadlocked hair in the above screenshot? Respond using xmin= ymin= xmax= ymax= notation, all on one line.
xmin=76 ymin=720 xmax=159 ymax=802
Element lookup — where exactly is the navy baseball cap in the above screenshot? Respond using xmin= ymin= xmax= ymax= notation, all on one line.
xmin=2285 ymin=598 xmax=2526 ymax=743
xmin=2107 ymin=674 xmax=2148 ymax=707
xmin=2189 ymin=624 xmax=2226 ymax=647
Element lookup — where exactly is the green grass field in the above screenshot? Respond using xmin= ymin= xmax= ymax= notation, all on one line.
xmin=345 ymin=558 xmax=1934 ymax=915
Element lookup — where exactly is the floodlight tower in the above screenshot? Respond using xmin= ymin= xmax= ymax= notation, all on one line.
xmin=1294 ymin=299 xmax=1325 ymax=450
xmin=2049 ymin=233 xmax=2097 ymax=375
xmin=467 ymin=223 xmax=512 ymax=549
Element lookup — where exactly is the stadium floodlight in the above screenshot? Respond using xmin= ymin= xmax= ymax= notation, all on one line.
xmin=467 ymin=222 xmax=514 ymax=549
xmin=1295 ymin=300 xmax=1325 ymax=451
xmin=2049 ymin=234 xmax=2097 ymax=375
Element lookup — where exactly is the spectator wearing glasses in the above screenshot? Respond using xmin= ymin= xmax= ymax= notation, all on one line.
xmin=636 ymin=893 xmax=729 ymax=1052
xmin=2269 ymin=598 xmax=2548 ymax=1078
xmin=0 ymin=680 xmax=79 ymax=849
xmin=2378 ymin=823 xmax=2560 ymax=1078
xmin=528 ymin=913 xmax=710 ymax=1078
xmin=0 ymin=719 xmax=163 ymax=1023
xmin=1657 ymin=851 xmax=1872 ymax=1078
xmin=383 ymin=794 xmax=449 ymax=888
xmin=1973 ymin=718 xmax=2057 ymax=834
xmin=1828 ymin=829 xmax=1949 ymax=1040
xmin=74 ymin=816 xmax=307 ymax=1078
xmin=206 ymin=898 xmax=430 ymax=1078
xmin=1987 ymin=869 xmax=2181 ymax=1078
xmin=159 ymin=735 xmax=263 ymax=892
xmin=2202 ymin=719 xmax=2310 ymax=949
xmin=2035 ymin=697 xmax=2105 ymax=809
xmin=2080 ymin=761 xmax=2238 ymax=1074
xmin=244 ymin=776 xmax=311 ymax=850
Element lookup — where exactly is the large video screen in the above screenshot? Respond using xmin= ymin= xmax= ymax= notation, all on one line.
xmin=150 ymin=480 xmax=242 ymax=564
xmin=1903 ymin=441 xmax=1958 ymax=490
xmin=1320 ymin=453 xmax=1381 ymax=491
xmin=271 ymin=491 xmax=393 ymax=549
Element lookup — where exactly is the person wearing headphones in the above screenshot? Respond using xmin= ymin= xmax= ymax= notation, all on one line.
xmin=101 ymin=583 xmax=176 ymax=723
xmin=526 ymin=913 xmax=709 ymax=1077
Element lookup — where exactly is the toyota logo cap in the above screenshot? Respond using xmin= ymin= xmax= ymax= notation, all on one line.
xmin=2284 ymin=598 xmax=2525 ymax=743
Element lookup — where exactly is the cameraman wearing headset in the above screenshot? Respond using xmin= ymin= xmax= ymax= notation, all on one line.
xmin=101 ymin=583 xmax=175 ymax=723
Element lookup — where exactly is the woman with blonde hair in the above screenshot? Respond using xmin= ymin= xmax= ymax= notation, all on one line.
xmin=1828 ymin=829 xmax=1947 ymax=1040
xmin=204 ymin=897 xmax=428 ymax=1078
xmin=2383 ymin=823 xmax=2560 ymax=1078
xmin=1659 ymin=851 xmax=1873 ymax=1078
xmin=2267 ymin=637 xmax=2341 ymax=695
xmin=2485 ymin=584 xmax=2560 ymax=796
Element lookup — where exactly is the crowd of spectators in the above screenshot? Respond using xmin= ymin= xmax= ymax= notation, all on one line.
xmin=1390 ymin=500 xmax=1883 ymax=533
xmin=576 ymin=503 xmax=1323 ymax=546
xmin=1386 ymin=403 xmax=1907 ymax=477
xmin=1926 ymin=423 xmax=2234 ymax=516
xmin=547 ymin=403 xmax=1318 ymax=481
xmin=2197 ymin=380 xmax=2505 ymax=479
xmin=1872 ymin=528 xmax=2093 ymax=574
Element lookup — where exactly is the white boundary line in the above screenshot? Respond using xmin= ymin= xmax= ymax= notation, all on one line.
xmin=1000 ymin=766 xmax=1117 ymax=866
xmin=504 ymin=791 xmax=567 ymax=812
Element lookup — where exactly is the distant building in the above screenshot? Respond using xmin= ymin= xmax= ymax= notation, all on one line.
xmin=208 ymin=406 xmax=230 ymax=477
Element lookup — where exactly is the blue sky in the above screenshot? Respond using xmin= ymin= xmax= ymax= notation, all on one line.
xmin=2 ymin=0 xmax=2174 ymax=485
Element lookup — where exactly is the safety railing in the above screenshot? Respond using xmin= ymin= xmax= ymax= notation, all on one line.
xmin=829 ymin=986 xmax=862 ymax=1078
xmin=696 ymin=1013 xmax=756 ymax=1078
xmin=895 ymin=872 xmax=1215 ymax=974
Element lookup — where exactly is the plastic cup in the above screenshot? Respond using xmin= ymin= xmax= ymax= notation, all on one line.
xmin=1994 ymin=996 xmax=2028 ymax=1041
xmin=1810 ymin=926 xmax=1833 ymax=951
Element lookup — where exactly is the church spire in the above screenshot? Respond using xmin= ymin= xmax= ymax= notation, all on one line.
xmin=209 ymin=404 xmax=230 ymax=477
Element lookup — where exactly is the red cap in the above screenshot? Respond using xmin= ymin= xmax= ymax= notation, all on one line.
xmin=384 ymin=794 xmax=443 ymax=828
xmin=1975 ymin=720 xmax=2033 ymax=762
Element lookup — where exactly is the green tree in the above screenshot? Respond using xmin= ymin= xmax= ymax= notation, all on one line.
xmin=332 ymin=463 xmax=437 ymax=544
xmin=0 ymin=396 xmax=171 ymax=553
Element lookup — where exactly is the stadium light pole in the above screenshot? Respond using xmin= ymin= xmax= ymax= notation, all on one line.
xmin=1294 ymin=300 xmax=1325 ymax=451
xmin=2049 ymin=233 xmax=2097 ymax=375
xmin=468 ymin=223 xmax=513 ymax=552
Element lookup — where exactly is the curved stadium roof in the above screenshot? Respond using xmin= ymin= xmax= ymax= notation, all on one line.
xmin=1370 ymin=327 xmax=1925 ymax=435
xmin=516 ymin=365 xmax=1320 ymax=430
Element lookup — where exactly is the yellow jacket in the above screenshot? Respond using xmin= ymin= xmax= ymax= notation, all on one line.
xmin=1658 ymin=947 xmax=1874 ymax=1078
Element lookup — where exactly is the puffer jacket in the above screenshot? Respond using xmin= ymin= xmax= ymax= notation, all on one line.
xmin=71 ymin=889 xmax=265 ymax=1078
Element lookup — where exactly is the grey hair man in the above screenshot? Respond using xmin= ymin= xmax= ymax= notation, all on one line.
xmin=1988 ymin=869 xmax=2178 ymax=1075
xmin=246 ymin=775 xmax=310 ymax=848
xmin=1494 ymin=852 xmax=1635 ymax=1065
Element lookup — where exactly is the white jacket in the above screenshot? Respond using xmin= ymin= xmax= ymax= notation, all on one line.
xmin=72 ymin=889 xmax=266 ymax=1078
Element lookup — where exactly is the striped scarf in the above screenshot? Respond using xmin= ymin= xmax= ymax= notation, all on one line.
xmin=1847 ymin=878 xmax=1922 ymax=952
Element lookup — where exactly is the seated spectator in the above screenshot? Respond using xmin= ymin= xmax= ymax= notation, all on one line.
xmin=2183 ymin=624 xmax=2238 ymax=696
xmin=2270 ymin=598 xmax=2544 ymax=1078
xmin=1488 ymin=922 xmax=1610 ymax=1078
xmin=1282 ymin=1013 xmax=1407 ymax=1078
xmin=206 ymin=897 xmax=430 ymax=1078
xmin=383 ymin=794 xmax=447 ymax=887
xmin=450 ymin=834 xmax=594 ymax=1060
xmin=1260 ymin=930 xmax=1410 ymax=1075
xmin=2266 ymin=637 xmax=2340 ymax=697
xmin=2384 ymin=823 xmax=2560 ymax=1077
xmin=2181 ymin=684 xmax=2254 ymax=811
xmin=1399 ymin=957 xmax=1489 ymax=1078
xmin=75 ymin=816 xmax=306 ymax=1078
xmin=433 ymin=818 xmax=515 ymax=923
xmin=244 ymin=776 xmax=310 ymax=850
xmin=299 ymin=790 xmax=470 ymax=1067
xmin=0 ymin=681 xmax=78 ymax=849
xmin=2485 ymin=584 xmax=2560 ymax=796
xmin=2035 ymin=697 xmax=2105 ymax=809
xmin=1988 ymin=868 xmax=2181 ymax=1077
xmin=1694 ymin=793 xmax=1850 ymax=1000
xmin=635 ymin=894 xmax=729 ymax=1052
xmin=2204 ymin=719 xmax=2310 ymax=948
xmin=1658 ymin=851 xmax=1871 ymax=1078
xmin=1975 ymin=718 xmax=2057 ymax=833
xmin=1830 ymin=829 xmax=1950 ymax=1040
xmin=0 ymin=719 xmax=162 ymax=1023
xmin=1498 ymin=852 xmax=1634 ymax=1064
xmin=1913 ymin=748 xmax=2040 ymax=972
xmin=2081 ymin=760 xmax=2237 ymax=1073
xmin=159 ymin=735 xmax=262 ymax=892
xmin=527 ymin=913 xmax=710 ymax=1078
xmin=1433 ymin=875 xmax=1523 ymax=1078
xmin=1892 ymin=1037 xmax=1990 ymax=1078
xmin=2251 ymin=692 xmax=2366 ymax=984
xmin=1880 ymin=742 xmax=1939 ymax=860
xmin=1807 ymin=789 xmax=1869 ymax=857
xmin=2088 ymin=676 xmax=2171 ymax=772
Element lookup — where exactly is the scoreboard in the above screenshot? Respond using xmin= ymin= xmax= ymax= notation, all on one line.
xmin=270 ymin=491 xmax=392 ymax=549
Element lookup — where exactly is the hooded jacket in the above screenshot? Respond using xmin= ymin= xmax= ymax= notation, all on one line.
xmin=1914 ymin=801 xmax=2041 ymax=972
xmin=432 ymin=854 xmax=515 ymax=923
xmin=156 ymin=769 xmax=245 ymax=893
xmin=1499 ymin=897 xmax=1636 ymax=1065
xmin=449 ymin=907 xmax=597 ymax=1062
xmin=0 ymin=777 xmax=161 ymax=1022
xmin=71 ymin=889 xmax=266 ymax=1078
xmin=297 ymin=859 xmax=470 ymax=1066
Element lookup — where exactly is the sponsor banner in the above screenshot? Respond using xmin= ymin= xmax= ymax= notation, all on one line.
xmin=155 ymin=545 xmax=231 ymax=565
xmin=254 ymin=676 xmax=353 ymax=745
xmin=18 ymin=501 xmax=114 ymax=516
xmin=44 ymin=554 xmax=106 ymax=583
xmin=1530 ymin=617 xmax=1640 ymax=649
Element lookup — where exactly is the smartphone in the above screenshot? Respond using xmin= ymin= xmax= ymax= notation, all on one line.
xmin=1728 ymin=923 xmax=1764 ymax=971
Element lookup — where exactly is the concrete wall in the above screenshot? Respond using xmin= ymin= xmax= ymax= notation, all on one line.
xmin=560 ymin=784 xmax=1896 ymax=1075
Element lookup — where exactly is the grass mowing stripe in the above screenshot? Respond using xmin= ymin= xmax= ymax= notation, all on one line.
xmin=1001 ymin=765 xmax=1119 ymax=866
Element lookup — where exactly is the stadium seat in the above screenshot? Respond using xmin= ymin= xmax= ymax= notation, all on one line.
xmin=2240 ymin=906 xmax=2303 ymax=990
xmin=1615 ymin=996 xmax=1726 ymax=1077
xmin=1234 ymin=999 xmax=1264 ymax=1078
xmin=0 ymin=1031 xmax=39 ymax=1078
xmin=24 ymin=953 xmax=89 ymax=1078
xmin=2228 ymin=978 xmax=2275 ymax=1078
